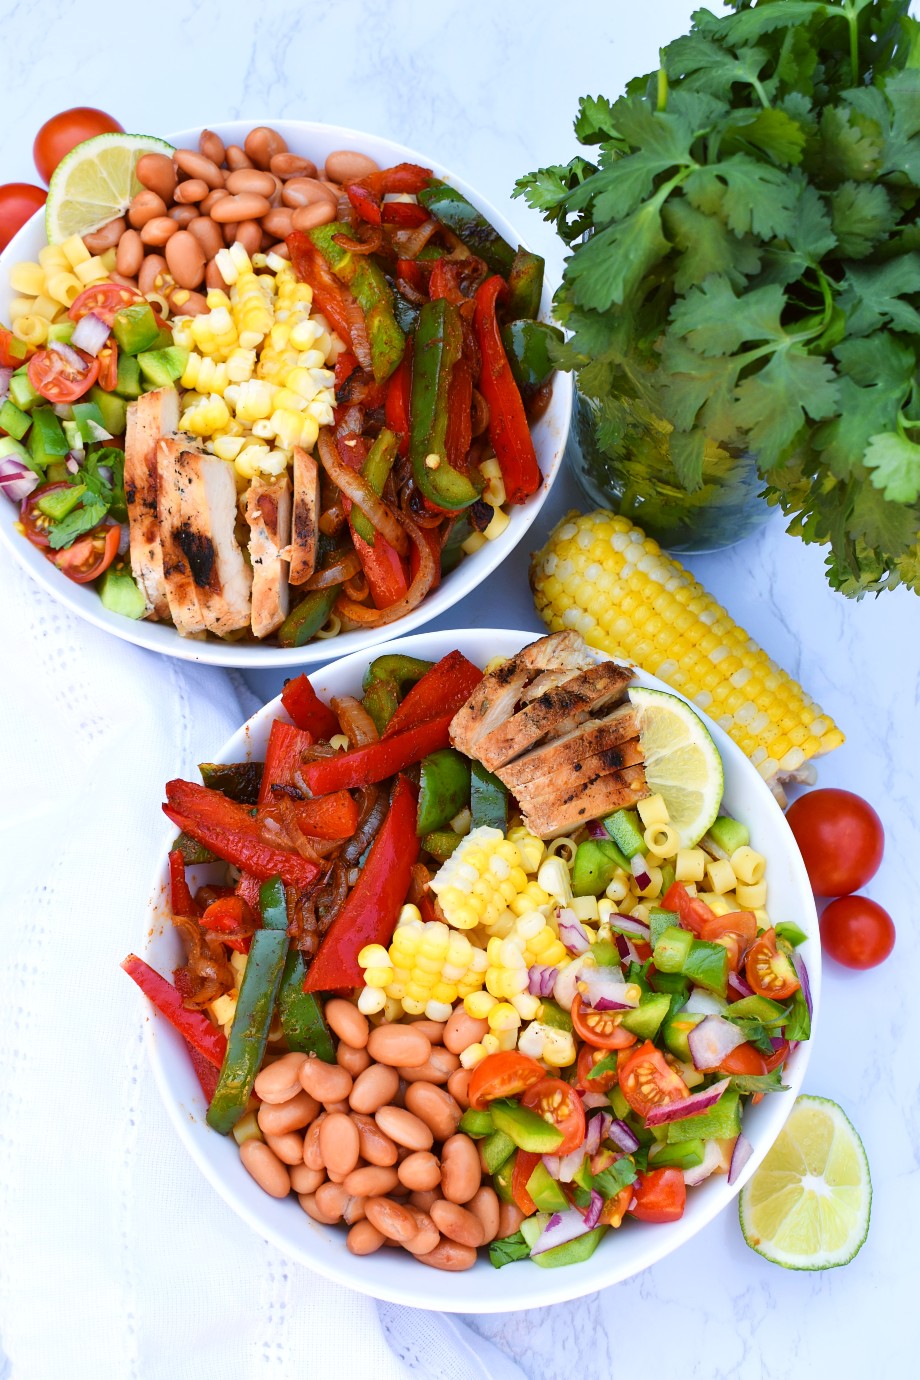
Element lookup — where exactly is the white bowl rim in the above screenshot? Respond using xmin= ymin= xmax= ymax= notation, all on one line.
xmin=141 ymin=626 xmax=820 ymax=1311
xmin=0 ymin=120 xmax=571 ymax=668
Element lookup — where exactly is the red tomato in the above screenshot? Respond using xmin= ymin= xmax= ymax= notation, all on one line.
xmin=629 ymin=1167 xmax=686 ymax=1223
xmin=698 ymin=911 xmax=758 ymax=971
xmin=599 ymin=1184 xmax=633 ymax=1227
xmin=53 ymin=524 xmax=120 ymax=583
xmin=576 ymin=1043 xmax=618 ymax=1093
xmin=33 ymin=107 xmax=124 ymax=184
xmin=20 ymin=483 xmax=69 ymax=549
xmin=571 ymin=995 xmax=637 ymax=1050
xmin=718 ymin=1043 xmax=768 ymax=1076
xmin=0 ymin=183 xmax=47 ymax=251
xmin=820 ymin=895 xmax=895 ymax=969
xmin=68 ymin=281 xmax=141 ymax=325
xmin=511 ymin=1150 xmax=540 ymax=1216
xmin=745 ymin=928 xmax=800 ymax=1000
xmin=785 ymin=788 xmax=884 ymax=897
xmin=662 ymin=882 xmax=713 ymax=936
xmin=520 ymin=1077 xmax=586 ymax=1156
xmin=467 ymin=1051 xmax=545 ymax=1110
xmin=618 ymin=1041 xmax=689 ymax=1120
xmin=763 ymin=1039 xmax=790 ymax=1073
xmin=97 ymin=341 xmax=118 ymax=392
xmin=28 ymin=345 xmax=99 ymax=402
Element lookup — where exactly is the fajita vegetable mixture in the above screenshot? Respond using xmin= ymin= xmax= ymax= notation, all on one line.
xmin=125 ymin=632 xmax=813 ymax=1273
xmin=1 ymin=125 xmax=555 ymax=643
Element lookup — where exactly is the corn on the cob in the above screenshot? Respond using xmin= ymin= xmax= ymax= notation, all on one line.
xmin=429 ymin=827 xmax=542 ymax=932
xmin=532 ymin=510 xmax=844 ymax=802
xmin=356 ymin=910 xmax=488 ymax=1021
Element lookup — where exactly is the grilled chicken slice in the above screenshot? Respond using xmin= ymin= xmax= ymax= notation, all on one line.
xmin=471 ymin=661 xmax=635 ymax=773
xmin=498 ymin=704 xmax=642 ymax=792
xmin=124 ymin=387 xmax=178 ymax=619
xmin=158 ymin=440 xmax=252 ymax=637
xmin=288 ymin=445 xmax=320 ymax=585
xmin=247 ymin=474 xmax=291 ymax=638
xmin=516 ymin=764 xmax=649 ymax=838
xmin=450 ymin=632 xmax=595 ymax=758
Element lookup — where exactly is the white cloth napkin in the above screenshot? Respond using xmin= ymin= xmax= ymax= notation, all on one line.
xmin=0 ymin=544 xmax=526 ymax=1380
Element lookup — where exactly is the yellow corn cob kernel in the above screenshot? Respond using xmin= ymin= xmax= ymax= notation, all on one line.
xmin=430 ymin=827 xmax=536 ymax=932
xmin=507 ymin=828 xmax=545 ymax=874
xmin=459 ymin=1042 xmax=489 ymax=1069
xmin=532 ymin=510 xmax=845 ymax=795
xmin=270 ymin=408 xmax=319 ymax=452
xmin=481 ymin=1033 xmax=501 ymax=1056
xmin=209 ymin=992 xmax=238 ymax=1027
xmin=9 ymin=262 xmax=45 ymax=295
xmin=537 ymin=856 xmax=573 ymax=906
xmin=511 ymin=992 xmax=541 ymax=1020
xmin=306 ymin=395 xmax=335 ymax=428
xmin=180 ymin=394 xmax=231 ymax=437
xmin=207 ymin=289 xmax=233 ymax=311
xmin=517 ymin=1021 xmax=576 ymax=1067
xmin=357 ymin=986 xmax=388 ymax=1015
xmin=425 ymin=999 xmax=454 ymax=1023
xmin=487 ymin=1002 xmax=521 ymax=1033
xmin=363 ymin=965 xmax=395 ymax=988
xmin=182 ymin=353 xmax=230 ymax=395
xmin=464 ymin=991 xmax=498 ymax=1019
xmin=209 ymin=435 xmax=246 ymax=462
xmin=233 ymin=443 xmax=272 ymax=479
xmin=225 ymin=347 xmax=256 ymax=382
xmin=430 ymin=982 xmax=459 ymax=1006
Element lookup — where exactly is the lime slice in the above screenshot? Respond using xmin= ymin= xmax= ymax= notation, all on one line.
xmin=629 ymin=685 xmax=723 ymax=847
xmin=45 ymin=133 xmax=175 ymax=243
xmin=739 ymin=1095 xmax=871 ymax=1270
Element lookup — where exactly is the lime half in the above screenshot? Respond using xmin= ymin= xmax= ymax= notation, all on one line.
xmin=45 ymin=132 xmax=174 ymax=243
xmin=630 ymin=685 xmax=723 ymax=847
xmin=739 ymin=1095 xmax=871 ymax=1270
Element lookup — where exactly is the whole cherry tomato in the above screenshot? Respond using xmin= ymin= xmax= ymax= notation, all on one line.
xmin=33 ymin=108 xmax=124 ymax=184
xmin=820 ymin=895 xmax=895 ymax=969
xmin=785 ymin=789 xmax=884 ymax=897
xmin=0 ymin=182 xmax=47 ymax=250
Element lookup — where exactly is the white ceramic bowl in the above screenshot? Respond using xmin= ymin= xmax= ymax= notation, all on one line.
xmin=0 ymin=121 xmax=571 ymax=667
xmin=141 ymin=628 xmax=820 ymax=1311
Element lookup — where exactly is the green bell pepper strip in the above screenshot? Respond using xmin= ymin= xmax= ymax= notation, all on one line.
xmin=470 ymin=761 xmax=509 ymax=831
xmin=666 ymin=1087 xmax=741 ymax=1143
xmin=661 ymin=1010 xmax=705 ymax=1062
xmin=198 ymin=760 xmax=264 ymax=805
xmin=649 ymin=907 xmax=681 ymax=947
xmin=0 ymin=399 xmax=30 ymax=440
xmin=421 ymin=829 xmax=463 ymax=863
xmin=28 ymin=406 xmax=69 ymax=470
xmin=350 ymin=428 xmax=399 ymax=545
xmin=362 ymin=676 xmax=401 ymax=735
xmin=114 ymin=353 xmax=142 ymax=399
xmin=537 ymin=998 xmax=573 ymax=1033
xmin=775 ymin=921 xmax=808 ymax=948
xmin=171 ymin=831 xmax=216 ymax=865
xmin=603 ymin=807 xmax=646 ymax=859
xmin=727 ymin=994 xmax=786 ymax=1023
xmin=416 ymin=748 xmax=471 ymax=835
xmin=648 ymin=1138 xmax=705 ymax=1170
xmin=277 ymin=584 xmax=340 ymax=648
xmin=37 ymin=484 xmax=84 ymax=521
xmin=259 ymin=878 xmax=336 ymax=1061
xmin=620 ymin=992 xmax=671 ymax=1040
xmin=112 ymin=302 xmax=160 ymax=356
xmin=490 ymin=1100 xmax=564 ymax=1154
xmin=533 ymin=1227 xmax=607 ymax=1269
xmin=482 ymin=1131 xmax=518 ymax=1178
xmin=308 ymin=222 xmax=405 ymax=382
xmin=409 ymin=297 xmax=482 ymax=511
xmin=363 ymin=653 xmax=433 ymax=695
xmin=458 ymin=1108 xmax=495 ymax=1138
xmin=506 ymin=248 xmax=545 ymax=321
xmin=501 ymin=319 xmax=562 ymax=390
xmin=416 ymin=180 xmax=516 ymax=276
xmin=206 ymin=879 xmax=291 ymax=1134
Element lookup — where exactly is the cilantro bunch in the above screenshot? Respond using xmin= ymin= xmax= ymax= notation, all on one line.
xmin=516 ymin=0 xmax=920 ymax=596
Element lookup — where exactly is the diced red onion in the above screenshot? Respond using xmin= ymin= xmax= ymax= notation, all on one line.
xmin=631 ymin=853 xmax=652 ymax=890
xmin=584 ymin=1116 xmax=603 ymax=1157
xmin=71 ymin=312 xmax=110 ymax=357
xmin=48 ymin=339 xmax=85 ymax=371
xmin=558 ymin=908 xmax=591 ymax=955
xmin=728 ymin=1133 xmax=753 ymax=1186
xmin=580 ymin=1090 xmax=609 ymax=1110
xmin=583 ymin=1190 xmax=603 ymax=1230
xmin=683 ymin=1138 xmax=729 ymax=1186
xmin=532 ymin=1207 xmax=591 ymax=1255
xmin=117 ymin=523 xmax=130 ymax=556
xmin=609 ymin=914 xmax=650 ymax=939
xmin=645 ymin=1077 xmax=731 ymax=1127
xmin=614 ymin=933 xmax=639 ymax=965
xmin=769 ymin=1036 xmax=786 ymax=1052
xmin=791 ymin=949 xmax=813 ymax=1021
xmin=543 ymin=1146 xmax=585 ymax=1183
xmin=607 ymin=1118 xmax=640 ymax=1153
xmin=552 ymin=960 xmax=585 ymax=1011
xmin=578 ymin=967 xmax=639 ymax=1011
xmin=528 ymin=963 xmax=558 ymax=998
xmin=0 ymin=456 xmax=38 ymax=503
xmin=586 ymin=820 xmax=608 ymax=841
xmin=687 ymin=1015 xmax=747 ymax=1071
xmin=65 ymin=455 xmax=82 ymax=475
xmin=0 ymin=366 xmax=12 ymax=404
xmin=728 ymin=971 xmax=754 ymax=1001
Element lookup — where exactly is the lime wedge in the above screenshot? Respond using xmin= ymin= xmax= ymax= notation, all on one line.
xmin=739 ymin=1095 xmax=871 ymax=1270
xmin=629 ymin=685 xmax=723 ymax=847
xmin=45 ymin=132 xmax=174 ymax=243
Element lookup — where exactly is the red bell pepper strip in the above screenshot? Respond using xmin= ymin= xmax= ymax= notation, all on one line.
xmin=168 ymin=848 xmax=198 ymax=918
xmin=280 ymin=674 xmax=340 ymax=740
xmin=381 ymin=200 xmax=430 ymax=228
xmin=262 ymin=790 xmax=361 ymax=840
xmin=344 ymin=162 xmax=433 ymax=226
xmin=163 ymin=780 xmax=320 ymax=889
xmin=385 ymin=348 xmax=412 ymax=457
xmin=287 ymin=230 xmax=355 ymax=344
xmin=121 ymin=954 xmax=228 ymax=1068
xmin=445 ymin=356 xmax=473 ymax=472
xmin=186 ymin=1041 xmax=221 ymax=1100
xmin=258 ymin=719 xmax=315 ymax=805
xmin=301 ymin=712 xmax=455 ymax=796
xmin=334 ymin=349 xmax=360 ymax=393
xmin=303 ymin=775 xmax=419 ymax=991
xmin=200 ymin=895 xmax=248 ymax=932
xmin=472 ymin=275 xmax=541 ymax=505
xmin=382 ymin=649 xmax=483 ymax=739
xmin=351 ymin=523 xmax=409 ymax=608
xmin=235 ymin=873 xmax=262 ymax=928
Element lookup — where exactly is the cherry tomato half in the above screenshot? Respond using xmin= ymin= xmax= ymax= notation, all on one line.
xmin=785 ymin=788 xmax=884 ymax=897
xmin=763 ymin=1039 xmax=790 ymax=1073
xmin=629 ymin=1167 xmax=686 ymax=1224
xmin=820 ymin=895 xmax=895 ymax=969
xmin=53 ymin=523 xmax=120 ymax=583
xmin=576 ymin=1043 xmax=618 ymax=1094
xmin=28 ymin=345 xmax=99 ymax=403
xmin=33 ymin=107 xmax=124 ymax=184
xmin=718 ymin=1042 xmax=767 ymax=1077
xmin=0 ymin=182 xmax=47 ymax=251
xmin=97 ymin=340 xmax=118 ymax=392
xmin=520 ymin=1076 xmax=586 ymax=1156
xmin=571 ymin=995 xmax=637 ymax=1050
xmin=600 ymin=1184 xmax=634 ymax=1227
xmin=68 ymin=281 xmax=141 ymax=326
xmin=467 ymin=1050 xmax=545 ymax=1110
xmin=661 ymin=882 xmax=713 ymax=936
xmin=618 ymin=1041 xmax=690 ymax=1120
xmin=511 ymin=1150 xmax=540 ymax=1216
xmin=744 ymin=928 xmax=801 ymax=1000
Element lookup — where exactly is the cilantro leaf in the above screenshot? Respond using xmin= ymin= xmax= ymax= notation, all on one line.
xmin=573 ymin=95 xmax=621 ymax=145
xmin=733 ymin=348 xmax=839 ymax=468
xmin=685 ymin=156 xmax=799 ymax=239
xmin=47 ymin=497 xmax=108 ymax=551
xmin=566 ymin=188 xmax=673 ymax=311
xmin=663 ymin=199 xmax=762 ymax=292
xmin=586 ymin=1052 xmax=617 ymax=1082
xmin=849 ymin=478 xmax=918 ymax=555
xmin=489 ymin=1232 xmax=531 ymax=1269
xmin=840 ymin=258 xmax=920 ymax=336
xmin=864 ymin=430 xmax=920 ymax=502
xmin=829 ymin=181 xmax=897 ymax=257
xmin=591 ymin=1157 xmax=638 ymax=1199
xmin=729 ymin=1071 xmax=789 ymax=1095
xmin=720 ymin=107 xmax=807 ymax=164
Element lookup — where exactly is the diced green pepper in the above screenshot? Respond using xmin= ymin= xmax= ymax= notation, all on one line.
xmin=72 ymin=400 xmax=107 ymax=443
xmin=416 ymin=748 xmax=471 ymax=835
xmin=490 ymin=1099 xmax=564 ymax=1153
xmin=506 ymin=248 xmax=546 ymax=321
xmin=470 ymin=761 xmax=509 ymax=832
xmin=409 ymin=297 xmax=482 ymax=511
xmin=649 ymin=1138 xmax=705 ymax=1170
xmin=137 ymin=346 xmax=189 ymax=388
xmin=572 ymin=839 xmax=627 ymax=897
xmin=706 ymin=816 xmax=750 ymax=855
xmin=171 ymin=831 xmax=216 ymax=865
xmin=620 ymin=992 xmax=671 ymax=1040
xmin=98 ymin=561 xmax=146 ymax=619
xmin=666 ymin=1088 xmax=741 ymax=1143
xmin=661 ymin=1010 xmax=705 ymax=1062
xmin=537 ymin=998 xmax=573 ymax=1033
xmin=28 ymin=406 xmax=69 ymax=470
xmin=112 ymin=302 xmax=160 ymax=355
xmin=502 ymin=318 xmax=561 ymax=390
xmin=525 ymin=1161 xmax=569 ymax=1213
xmin=87 ymin=385 xmax=127 ymax=437
xmin=0 ymin=399 xmax=31 ymax=440
xmin=8 ymin=372 xmax=41 ymax=411
xmin=37 ymin=483 xmax=84 ymax=521
xmin=459 ymin=1108 xmax=494 ymax=1138
xmin=649 ymin=906 xmax=681 ymax=947
xmin=198 ymin=760 xmax=264 ymax=804
xmin=727 ymin=994 xmax=785 ymax=1023
xmin=648 ymin=969 xmax=690 ymax=998
xmin=277 ymin=584 xmax=340 ymax=648
xmin=417 ymin=180 xmax=516 ymax=276
xmin=309 ymin=222 xmax=405 ymax=382
xmin=114 ymin=353 xmax=142 ymax=400
xmin=610 ymin=1085 xmax=631 ymax=1120
xmin=603 ymin=808 xmax=645 ymax=859
xmin=259 ymin=878 xmax=335 ymax=1061
xmin=683 ymin=939 xmax=729 ymax=999
xmin=776 ymin=922 xmax=808 ymax=948
xmin=483 ymin=1131 xmax=518 ymax=1178
xmin=533 ymin=1226 xmax=607 ymax=1268
xmin=421 ymin=829 xmax=463 ymax=863
xmin=591 ymin=938 xmax=620 ymax=967
xmin=653 ymin=925 xmax=694 ymax=974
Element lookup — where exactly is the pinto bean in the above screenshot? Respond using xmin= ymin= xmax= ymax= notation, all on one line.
xmin=367 ymin=1025 xmax=431 ymax=1069
xmin=364 ymin=1196 xmax=417 ymax=1243
xmin=343 ymin=1164 xmax=400 ymax=1198
xmin=430 ymin=1199 xmax=484 ymax=1248
xmin=210 ymin=193 xmax=271 ymax=224
xmin=225 ymin=168 xmax=277 ymax=198
xmin=352 ymin=1113 xmax=399 ymax=1167
xmin=337 ymin=1042 xmax=371 ymax=1077
xmin=415 ymin=1239 xmax=478 ymax=1272
xmin=200 ymin=188 xmax=229 ymax=215
xmin=168 ymin=288 xmax=209 ymax=316
xmin=324 ymin=150 xmax=380 ymax=183
xmin=136 ymin=153 xmax=177 ymax=203
xmin=140 ymin=217 xmax=178 ymax=248
xmin=439 ymin=1134 xmax=481 ymax=1204
xmin=468 ymin=1186 xmax=501 ymax=1244
xmin=187 ymin=216 xmax=224 ymax=260
xmin=281 ymin=177 xmax=337 ymax=209
xmin=299 ymin=1054 xmax=352 ymax=1103
xmin=443 ymin=1009 xmax=490 ymax=1054
xmin=374 ymin=1106 xmax=434 ymax=1152
xmin=137 ymin=254 xmax=167 ymax=295
xmin=205 ymin=259 xmax=225 ymax=290
xmin=271 ymin=153 xmax=317 ymax=180
xmin=401 ymin=1207 xmax=440 ymax=1256
xmin=406 ymin=1020 xmax=446 ymax=1045
xmin=173 ymin=178 xmax=209 ymax=205
xmin=291 ymin=202 xmax=335 ymax=232
xmin=258 ymin=1089 xmax=320 ymax=1137
xmin=199 ymin=129 xmax=226 ymax=165
xmin=398 ymin=1048 xmax=460 ymax=1086
xmin=324 ymin=999 xmax=369 ymax=1049
xmin=314 ymin=1180 xmax=355 ymax=1223
xmin=174 ymin=149 xmax=225 ymax=188
xmin=225 ymin=220 xmax=263 ymax=255
xmin=82 ymin=217 xmax=126 ymax=254
xmin=397 ymin=1152 xmax=441 ymax=1192
xmin=446 ymin=1068 xmax=472 ymax=1108
xmin=255 ymin=1051 xmax=307 ymax=1104
xmin=169 ymin=205 xmax=198 ymax=226
xmin=264 ymin=1131 xmax=306 ymax=1166
xmin=497 ymin=1201 xmax=525 ymax=1239
xmin=404 ymin=1083 xmax=462 ymax=1142
xmin=349 ymin=1063 xmax=399 ymax=1115
xmin=289 ymin=1163 xmax=325 ymax=1195
xmin=347 ymin=1220 xmax=386 ymax=1255
xmin=239 ymin=1140 xmax=291 ymax=1199
xmin=319 ymin=1112 xmax=360 ymax=1176
xmin=245 ymin=126 xmax=287 ymax=169
xmin=262 ymin=207 xmax=294 ymax=239
xmin=115 ymin=229 xmax=144 ymax=277
xmin=299 ymin=1192 xmax=339 ymax=1224
xmin=303 ymin=1112 xmax=327 ymax=1170
xmin=128 ymin=191 xmax=168 ymax=229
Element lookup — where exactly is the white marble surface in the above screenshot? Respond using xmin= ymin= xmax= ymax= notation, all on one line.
xmin=1 ymin=1 xmax=918 ymax=1376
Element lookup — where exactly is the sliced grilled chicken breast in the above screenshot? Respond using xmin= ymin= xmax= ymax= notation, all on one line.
xmin=498 ymin=704 xmax=642 ymax=792
xmin=124 ymin=387 xmax=178 ymax=619
xmin=247 ymin=474 xmax=291 ymax=638
xmin=156 ymin=439 xmax=207 ymax=636
xmin=516 ymin=764 xmax=649 ymax=838
xmin=288 ymin=445 xmax=320 ymax=585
